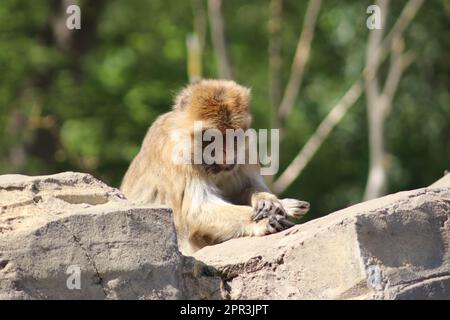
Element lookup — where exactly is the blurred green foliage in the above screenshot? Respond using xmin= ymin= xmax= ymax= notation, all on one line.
xmin=0 ymin=0 xmax=449 ymax=220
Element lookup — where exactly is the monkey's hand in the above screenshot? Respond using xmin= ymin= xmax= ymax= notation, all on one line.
xmin=252 ymin=199 xmax=285 ymax=221
xmin=279 ymin=198 xmax=310 ymax=219
xmin=251 ymin=199 xmax=294 ymax=233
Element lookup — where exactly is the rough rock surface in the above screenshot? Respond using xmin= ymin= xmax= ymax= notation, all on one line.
xmin=1 ymin=171 xmax=449 ymax=300
xmin=0 ymin=172 xmax=220 ymax=299
xmin=194 ymin=175 xmax=450 ymax=300
xmin=431 ymin=172 xmax=450 ymax=188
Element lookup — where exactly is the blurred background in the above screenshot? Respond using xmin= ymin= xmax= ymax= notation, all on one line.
xmin=0 ymin=0 xmax=449 ymax=220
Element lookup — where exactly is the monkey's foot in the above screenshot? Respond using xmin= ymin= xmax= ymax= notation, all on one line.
xmin=280 ymin=198 xmax=310 ymax=219
xmin=267 ymin=214 xmax=295 ymax=233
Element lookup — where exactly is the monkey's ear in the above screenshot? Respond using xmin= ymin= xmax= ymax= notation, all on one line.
xmin=246 ymin=88 xmax=252 ymax=109
xmin=174 ymin=87 xmax=192 ymax=110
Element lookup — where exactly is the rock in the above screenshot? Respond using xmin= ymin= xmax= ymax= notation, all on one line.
xmin=0 ymin=172 xmax=220 ymax=300
xmin=430 ymin=172 xmax=450 ymax=188
xmin=1 ymin=171 xmax=449 ymax=300
xmin=194 ymin=182 xmax=450 ymax=300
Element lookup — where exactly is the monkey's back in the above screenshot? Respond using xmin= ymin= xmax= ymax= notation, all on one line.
xmin=121 ymin=112 xmax=185 ymax=206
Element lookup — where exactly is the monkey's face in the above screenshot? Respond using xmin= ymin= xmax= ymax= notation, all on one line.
xmin=186 ymin=117 xmax=253 ymax=175
xmin=179 ymin=80 xmax=253 ymax=174
xmin=199 ymin=132 xmax=240 ymax=174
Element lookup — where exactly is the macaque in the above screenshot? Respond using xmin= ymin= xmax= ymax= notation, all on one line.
xmin=121 ymin=79 xmax=309 ymax=254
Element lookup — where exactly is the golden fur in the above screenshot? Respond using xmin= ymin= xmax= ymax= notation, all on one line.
xmin=121 ymin=79 xmax=309 ymax=254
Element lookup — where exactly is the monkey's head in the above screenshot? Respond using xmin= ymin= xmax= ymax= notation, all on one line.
xmin=174 ymin=79 xmax=252 ymax=173
xmin=174 ymin=79 xmax=252 ymax=130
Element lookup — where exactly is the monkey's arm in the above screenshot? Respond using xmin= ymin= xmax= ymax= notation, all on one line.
xmin=186 ymin=200 xmax=297 ymax=252
xmin=183 ymin=178 xmax=292 ymax=251
xmin=188 ymin=203 xmax=265 ymax=244
xmin=237 ymin=164 xmax=281 ymax=208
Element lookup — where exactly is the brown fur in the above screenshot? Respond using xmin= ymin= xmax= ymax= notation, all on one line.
xmin=121 ymin=79 xmax=309 ymax=254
